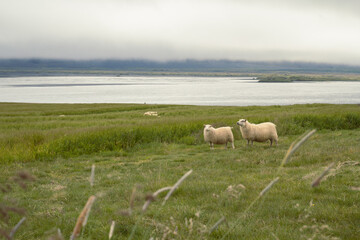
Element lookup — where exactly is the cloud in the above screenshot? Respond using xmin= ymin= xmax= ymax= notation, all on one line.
xmin=0 ymin=0 xmax=359 ymax=65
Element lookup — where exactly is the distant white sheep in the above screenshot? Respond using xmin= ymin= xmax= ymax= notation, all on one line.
xmin=236 ymin=119 xmax=278 ymax=146
xmin=144 ymin=111 xmax=158 ymax=116
xmin=203 ymin=124 xmax=235 ymax=150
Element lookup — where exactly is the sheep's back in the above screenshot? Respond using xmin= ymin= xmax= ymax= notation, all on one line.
xmin=213 ymin=127 xmax=234 ymax=143
xmin=253 ymin=122 xmax=277 ymax=141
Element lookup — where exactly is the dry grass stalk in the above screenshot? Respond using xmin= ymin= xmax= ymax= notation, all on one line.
xmin=142 ymin=186 xmax=172 ymax=212
xmin=271 ymin=232 xmax=280 ymax=240
xmin=90 ymin=164 xmax=95 ymax=187
xmin=9 ymin=217 xmax=26 ymax=239
xmin=70 ymin=195 xmax=96 ymax=240
xmin=162 ymin=169 xmax=193 ymax=206
xmin=280 ymin=129 xmax=316 ymax=168
xmin=129 ymin=186 xmax=137 ymax=214
xmin=221 ymin=177 xmax=280 ymax=239
xmin=260 ymin=177 xmax=280 ymax=197
xmin=82 ymin=199 xmax=95 ymax=228
xmin=129 ymin=186 xmax=173 ymax=240
xmin=153 ymin=186 xmax=173 ymax=197
xmin=108 ymin=221 xmax=115 ymax=239
xmin=311 ymin=162 xmax=335 ymax=187
xmin=57 ymin=228 xmax=64 ymax=240
xmin=46 ymin=228 xmax=64 ymax=240
xmin=209 ymin=216 xmax=226 ymax=233
xmin=324 ymin=160 xmax=359 ymax=180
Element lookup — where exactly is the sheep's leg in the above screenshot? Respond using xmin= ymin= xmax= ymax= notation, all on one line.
xmin=270 ymin=139 xmax=273 ymax=147
xmin=275 ymin=139 xmax=278 ymax=146
xmin=231 ymin=141 xmax=235 ymax=149
xmin=224 ymin=142 xmax=228 ymax=149
xmin=247 ymin=140 xmax=250 ymax=146
xmin=210 ymin=142 xmax=214 ymax=150
xmin=251 ymin=141 xmax=253 ymax=146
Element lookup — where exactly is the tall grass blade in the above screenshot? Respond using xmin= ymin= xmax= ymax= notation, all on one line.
xmin=280 ymin=129 xmax=316 ymax=168
xmin=89 ymin=164 xmax=95 ymax=187
xmin=221 ymin=177 xmax=280 ymax=239
xmin=259 ymin=177 xmax=280 ymax=197
xmin=127 ymin=225 xmax=137 ymax=240
xmin=109 ymin=221 xmax=115 ymax=239
xmin=142 ymin=186 xmax=172 ymax=212
xmin=129 ymin=186 xmax=138 ymax=215
xmin=129 ymin=186 xmax=173 ymax=240
xmin=9 ymin=217 xmax=26 ymax=239
xmin=311 ymin=162 xmax=335 ymax=187
xmin=70 ymin=195 xmax=96 ymax=240
xmin=57 ymin=228 xmax=64 ymax=240
xmin=209 ymin=216 xmax=226 ymax=233
xmin=162 ymin=169 xmax=193 ymax=206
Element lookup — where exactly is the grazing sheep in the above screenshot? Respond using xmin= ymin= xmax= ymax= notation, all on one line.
xmin=236 ymin=119 xmax=278 ymax=146
xmin=144 ymin=111 xmax=158 ymax=116
xmin=203 ymin=124 xmax=235 ymax=150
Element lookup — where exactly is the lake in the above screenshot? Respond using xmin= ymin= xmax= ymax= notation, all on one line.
xmin=0 ymin=76 xmax=359 ymax=106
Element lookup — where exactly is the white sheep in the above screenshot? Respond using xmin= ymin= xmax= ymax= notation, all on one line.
xmin=203 ymin=124 xmax=235 ymax=150
xmin=236 ymin=119 xmax=278 ymax=146
xmin=144 ymin=111 xmax=158 ymax=116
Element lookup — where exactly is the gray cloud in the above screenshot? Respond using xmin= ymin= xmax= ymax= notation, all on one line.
xmin=0 ymin=0 xmax=359 ymax=65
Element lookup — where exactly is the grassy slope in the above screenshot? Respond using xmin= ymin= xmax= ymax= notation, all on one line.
xmin=0 ymin=103 xmax=359 ymax=239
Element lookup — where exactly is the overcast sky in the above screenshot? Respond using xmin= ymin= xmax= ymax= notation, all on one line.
xmin=1 ymin=0 xmax=360 ymax=65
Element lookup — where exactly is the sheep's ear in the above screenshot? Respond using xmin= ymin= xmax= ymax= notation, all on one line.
xmin=244 ymin=119 xmax=247 ymax=122
xmin=203 ymin=124 xmax=206 ymax=127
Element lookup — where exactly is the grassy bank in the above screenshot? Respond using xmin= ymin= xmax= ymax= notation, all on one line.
xmin=258 ymin=74 xmax=360 ymax=82
xmin=0 ymin=103 xmax=359 ymax=239
xmin=1 ymin=103 xmax=359 ymax=163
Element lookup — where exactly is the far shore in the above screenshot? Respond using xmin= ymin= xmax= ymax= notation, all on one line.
xmin=1 ymin=69 xmax=360 ymax=82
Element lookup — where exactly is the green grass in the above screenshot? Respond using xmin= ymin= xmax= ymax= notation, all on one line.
xmin=258 ymin=74 xmax=360 ymax=82
xmin=0 ymin=103 xmax=359 ymax=239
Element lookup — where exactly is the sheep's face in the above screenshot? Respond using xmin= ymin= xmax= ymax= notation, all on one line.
xmin=204 ymin=124 xmax=213 ymax=132
xmin=237 ymin=119 xmax=247 ymax=127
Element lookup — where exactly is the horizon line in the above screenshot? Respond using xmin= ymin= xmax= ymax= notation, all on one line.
xmin=1 ymin=58 xmax=360 ymax=68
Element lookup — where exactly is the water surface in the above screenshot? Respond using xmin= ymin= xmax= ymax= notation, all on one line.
xmin=0 ymin=76 xmax=359 ymax=106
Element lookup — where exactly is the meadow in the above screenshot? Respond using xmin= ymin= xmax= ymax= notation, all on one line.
xmin=0 ymin=103 xmax=359 ymax=239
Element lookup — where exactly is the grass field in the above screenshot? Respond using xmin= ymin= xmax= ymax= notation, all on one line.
xmin=0 ymin=103 xmax=359 ymax=239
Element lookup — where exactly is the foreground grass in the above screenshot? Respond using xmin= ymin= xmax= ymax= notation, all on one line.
xmin=0 ymin=103 xmax=359 ymax=239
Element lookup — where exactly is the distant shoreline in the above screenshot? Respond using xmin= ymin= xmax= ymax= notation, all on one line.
xmin=257 ymin=74 xmax=360 ymax=82
xmin=1 ymin=70 xmax=360 ymax=82
xmin=0 ymin=69 xmax=257 ymax=78
xmin=1 ymin=59 xmax=360 ymax=78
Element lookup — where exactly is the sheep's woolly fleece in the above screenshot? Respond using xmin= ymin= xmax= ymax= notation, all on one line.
xmin=203 ymin=124 xmax=235 ymax=149
xmin=236 ymin=119 xmax=278 ymax=146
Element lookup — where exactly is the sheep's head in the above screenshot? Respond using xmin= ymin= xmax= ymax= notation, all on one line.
xmin=237 ymin=119 xmax=247 ymax=127
xmin=203 ymin=124 xmax=213 ymax=132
